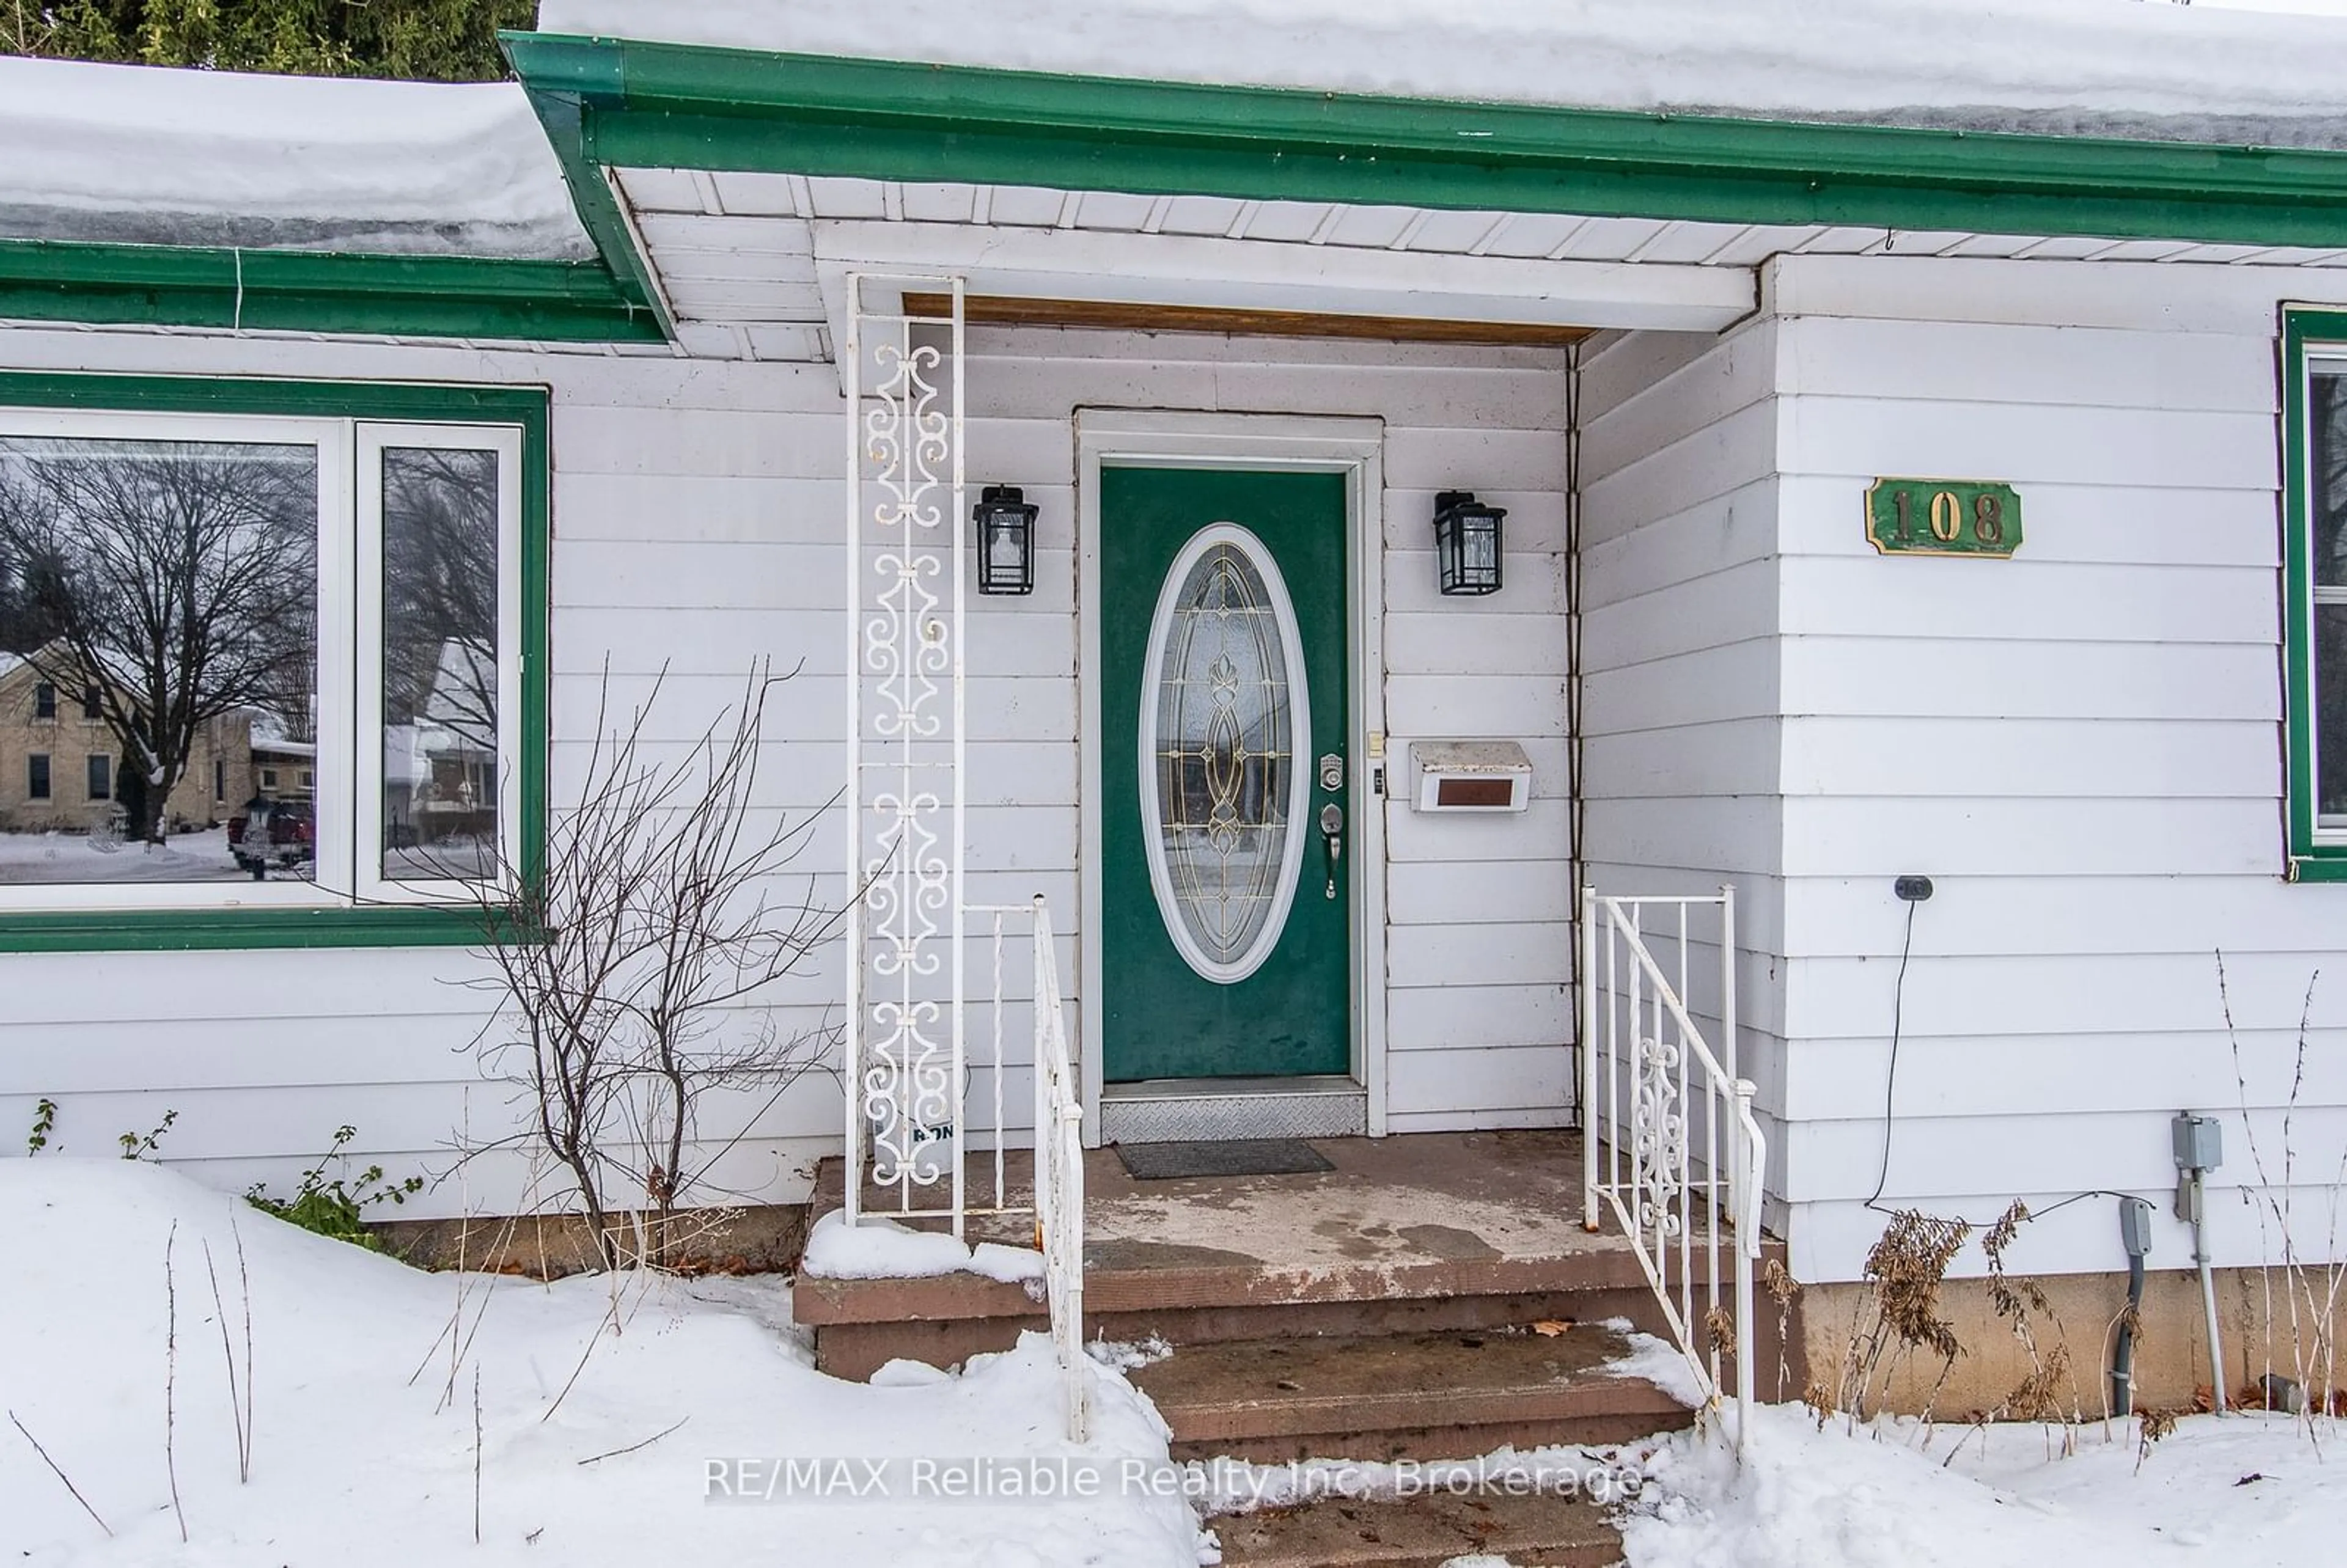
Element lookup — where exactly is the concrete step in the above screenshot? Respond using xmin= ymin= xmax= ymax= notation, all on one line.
xmin=1131 ymin=1324 xmax=1691 ymax=1464
xmin=807 ymin=1283 xmax=1674 ymax=1382
xmin=1210 ymin=1491 xmax=1623 ymax=1568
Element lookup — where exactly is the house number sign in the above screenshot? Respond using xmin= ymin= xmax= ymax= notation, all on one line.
xmin=1865 ymin=478 xmax=2022 ymax=559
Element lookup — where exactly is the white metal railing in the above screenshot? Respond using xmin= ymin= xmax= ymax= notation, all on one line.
xmin=846 ymin=895 xmax=1088 ymax=1439
xmin=1029 ymin=896 xmax=1090 ymax=1442
xmin=1581 ymin=886 xmax=1766 ymax=1453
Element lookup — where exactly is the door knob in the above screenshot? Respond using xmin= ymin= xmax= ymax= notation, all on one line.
xmin=1319 ymin=802 xmax=1344 ymax=899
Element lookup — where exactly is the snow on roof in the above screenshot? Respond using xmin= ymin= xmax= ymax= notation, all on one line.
xmin=540 ymin=0 xmax=2347 ymax=151
xmin=0 ymin=57 xmax=593 ymax=260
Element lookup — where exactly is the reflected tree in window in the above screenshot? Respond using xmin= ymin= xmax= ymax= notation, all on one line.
xmin=2309 ymin=378 xmax=2347 ymax=821
xmin=2316 ymin=374 xmax=2347 ymax=820
xmin=380 ymin=447 xmax=500 ymax=879
xmin=0 ymin=438 xmax=317 ymax=846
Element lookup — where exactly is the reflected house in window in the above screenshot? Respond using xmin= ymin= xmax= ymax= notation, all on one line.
xmin=0 ymin=640 xmax=256 ymax=838
xmin=247 ymin=712 xmax=315 ymax=804
xmin=381 ymin=639 xmax=498 ymax=878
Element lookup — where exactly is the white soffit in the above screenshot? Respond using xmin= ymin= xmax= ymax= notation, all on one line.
xmin=612 ymin=167 xmax=2347 ymax=362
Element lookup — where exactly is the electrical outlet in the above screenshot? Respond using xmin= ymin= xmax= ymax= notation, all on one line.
xmin=1893 ymin=875 xmax=1934 ymax=902
xmin=2172 ymin=1112 xmax=2222 ymax=1173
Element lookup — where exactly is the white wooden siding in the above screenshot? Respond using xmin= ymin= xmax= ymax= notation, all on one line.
xmin=1577 ymin=319 xmax=1793 ymax=1174
xmin=960 ymin=325 xmax=1577 ymax=1129
xmin=0 ymin=324 xmax=851 ymax=1218
xmin=0 ymin=317 xmax=1589 ymax=1212
xmin=1771 ymin=253 xmax=2347 ymax=1283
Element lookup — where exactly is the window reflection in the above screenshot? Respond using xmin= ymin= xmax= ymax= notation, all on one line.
xmin=379 ymin=447 xmax=501 ymax=882
xmin=0 ymin=436 xmax=318 ymax=885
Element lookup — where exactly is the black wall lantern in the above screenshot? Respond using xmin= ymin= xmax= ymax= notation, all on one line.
xmin=1433 ymin=489 xmax=1506 ymax=596
xmin=974 ymin=484 xmax=1038 ymax=596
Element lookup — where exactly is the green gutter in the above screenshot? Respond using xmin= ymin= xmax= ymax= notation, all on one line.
xmin=0 ymin=238 xmax=667 ymax=343
xmin=504 ymin=31 xmax=2347 ymax=250
xmin=499 ymin=34 xmax=677 ymax=339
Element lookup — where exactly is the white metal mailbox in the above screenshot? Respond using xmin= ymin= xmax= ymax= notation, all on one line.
xmin=1409 ymin=739 xmax=1533 ymax=813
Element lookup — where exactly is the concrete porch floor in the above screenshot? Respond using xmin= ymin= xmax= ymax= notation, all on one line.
xmin=812 ymin=1130 xmax=1650 ymax=1308
xmin=799 ymin=1128 xmax=1793 ymax=1391
xmin=795 ymin=1129 xmax=1793 ymax=1383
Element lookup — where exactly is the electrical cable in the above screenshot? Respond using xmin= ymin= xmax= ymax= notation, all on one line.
xmin=1863 ymin=897 xmax=1919 ymax=1213
xmin=1863 ymin=890 xmax=2137 ymax=1227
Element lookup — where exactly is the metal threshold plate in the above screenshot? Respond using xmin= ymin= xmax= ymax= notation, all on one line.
xmin=1100 ymin=1077 xmax=1368 ymax=1145
xmin=1116 ymin=1138 xmax=1335 ymax=1181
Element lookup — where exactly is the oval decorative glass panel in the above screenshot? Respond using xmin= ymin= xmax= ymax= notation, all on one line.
xmin=1137 ymin=522 xmax=1311 ymax=984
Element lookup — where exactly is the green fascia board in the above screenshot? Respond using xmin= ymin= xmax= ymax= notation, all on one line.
xmin=0 ymin=238 xmax=666 ymax=343
xmin=503 ymin=31 xmax=2347 ymax=251
xmin=498 ymin=34 xmax=676 ymax=339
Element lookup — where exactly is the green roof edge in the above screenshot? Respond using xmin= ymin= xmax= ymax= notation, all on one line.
xmin=501 ymin=29 xmax=2347 ymax=250
xmin=498 ymin=31 xmax=678 ymax=340
xmin=0 ymin=237 xmax=667 ymax=342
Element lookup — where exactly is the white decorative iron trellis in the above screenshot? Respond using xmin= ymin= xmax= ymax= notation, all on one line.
xmin=839 ymin=279 xmax=1087 ymax=1437
xmin=844 ymin=275 xmax=969 ymax=1233
xmin=1581 ymin=886 xmax=1766 ymax=1454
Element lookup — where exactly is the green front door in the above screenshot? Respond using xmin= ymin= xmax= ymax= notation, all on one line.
xmin=1100 ymin=466 xmax=1351 ymax=1082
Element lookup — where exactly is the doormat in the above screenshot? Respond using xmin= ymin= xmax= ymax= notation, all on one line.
xmin=1116 ymin=1138 xmax=1335 ymax=1180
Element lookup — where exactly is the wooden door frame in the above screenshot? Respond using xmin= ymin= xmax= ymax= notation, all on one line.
xmin=1076 ymin=408 xmax=1390 ymax=1144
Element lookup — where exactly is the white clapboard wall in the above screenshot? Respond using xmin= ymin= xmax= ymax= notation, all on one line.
xmin=1766 ymin=253 xmax=2347 ymax=1284
xmin=0 ymin=317 xmax=1591 ymax=1215
xmin=1576 ymin=317 xmax=1793 ymax=1228
xmin=958 ymin=325 xmax=1578 ymax=1134
xmin=0 ymin=327 xmax=853 ymax=1217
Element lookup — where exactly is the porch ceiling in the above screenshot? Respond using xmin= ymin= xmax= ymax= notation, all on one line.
xmin=609 ymin=167 xmax=2347 ymax=363
xmin=611 ymin=169 xmax=1764 ymax=362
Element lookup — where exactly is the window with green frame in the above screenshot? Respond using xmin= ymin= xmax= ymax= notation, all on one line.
xmin=2283 ymin=310 xmax=2347 ymax=881
xmin=0 ymin=372 xmax=546 ymax=948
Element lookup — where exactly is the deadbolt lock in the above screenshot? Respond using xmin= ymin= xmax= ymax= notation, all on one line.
xmin=1318 ymin=752 xmax=1345 ymax=791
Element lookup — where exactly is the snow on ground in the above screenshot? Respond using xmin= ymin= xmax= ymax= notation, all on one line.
xmin=540 ymin=0 xmax=2347 ymax=149
xmin=1 ymin=1160 xmax=1205 ymax=1567
xmin=0 ymin=829 xmax=263 ymax=886
xmin=801 ymin=1207 xmax=1048 ymax=1287
xmin=1622 ymin=1401 xmax=2347 ymax=1568
xmin=0 ymin=57 xmax=591 ymax=259
xmin=17 ymin=1156 xmax=2347 ymax=1568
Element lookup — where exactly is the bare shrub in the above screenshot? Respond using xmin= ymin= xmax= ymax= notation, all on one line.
xmin=459 ymin=662 xmax=839 ymax=1269
xmin=2218 ymin=951 xmax=2346 ymax=1436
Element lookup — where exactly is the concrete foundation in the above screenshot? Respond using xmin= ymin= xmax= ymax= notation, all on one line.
xmin=372 ymin=1203 xmax=810 ymax=1279
xmin=1797 ymin=1265 xmax=2334 ymax=1418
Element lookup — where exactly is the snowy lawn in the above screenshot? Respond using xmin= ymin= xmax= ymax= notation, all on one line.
xmin=14 ymin=1158 xmax=2345 ymax=1568
xmin=1623 ymin=1402 xmax=2347 ymax=1568
xmin=2 ymin=1160 xmax=1203 ymax=1567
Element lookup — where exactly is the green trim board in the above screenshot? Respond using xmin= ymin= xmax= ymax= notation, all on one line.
xmin=499 ymin=78 xmax=678 ymax=340
xmin=0 ymin=904 xmax=498 ymax=954
xmin=0 ymin=370 xmax=551 ymax=949
xmin=0 ymin=238 xmax=666 ymax=343
xmin=503 ymin=31 xmax=2347 ymax=251
xmin=2281 ymin=309 xmax=2347 ymax=883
